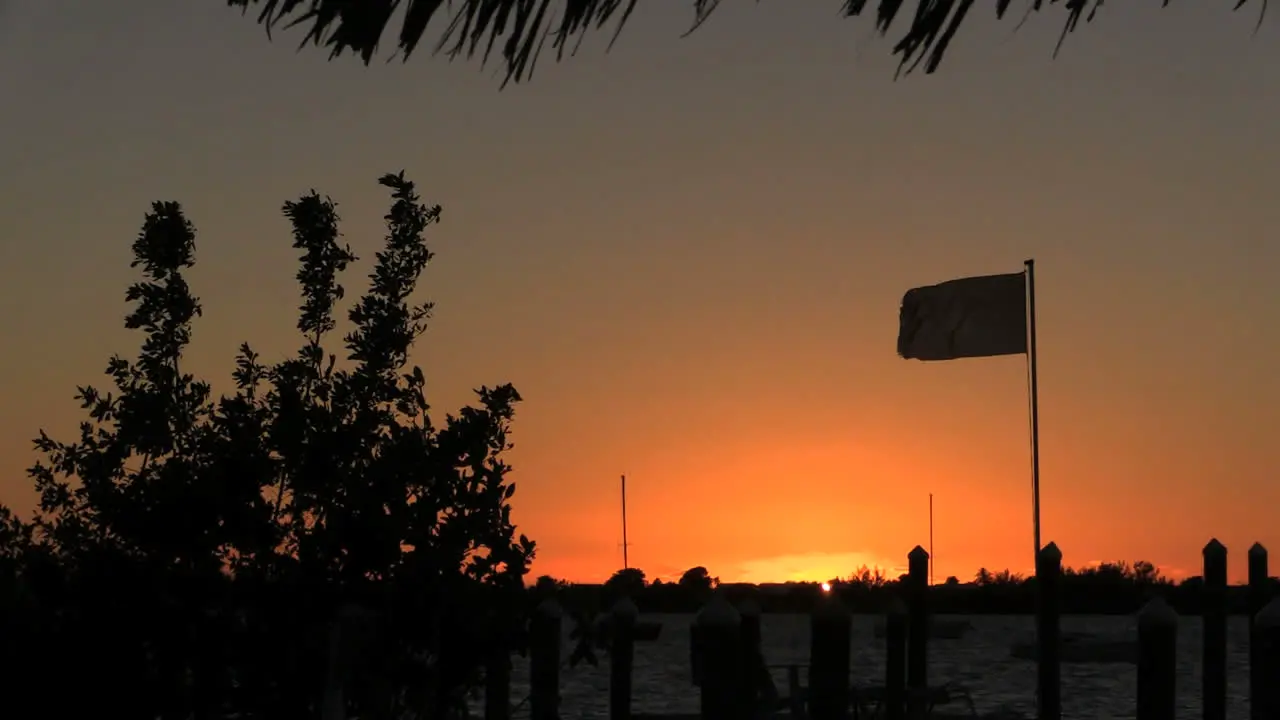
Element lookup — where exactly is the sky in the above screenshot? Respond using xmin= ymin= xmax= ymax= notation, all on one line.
xmin=2 ymin=1 xmax=1278 ymax=585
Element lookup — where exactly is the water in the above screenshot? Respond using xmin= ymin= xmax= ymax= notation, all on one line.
xmin=504 ymin=613 xmax=1255 ymax=719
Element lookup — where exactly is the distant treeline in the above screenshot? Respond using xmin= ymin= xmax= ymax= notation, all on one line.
xmin=537 ymin=562 xmax=1280 ymax=616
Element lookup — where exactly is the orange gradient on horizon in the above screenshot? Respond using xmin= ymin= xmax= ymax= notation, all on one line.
xmin=509 ymin=376 xmax=1278 ymax=589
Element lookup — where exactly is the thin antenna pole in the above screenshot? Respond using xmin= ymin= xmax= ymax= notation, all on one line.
xmin=621 ymin=474 xmax=629 ymax=570
xmin=1025 ymin=259 xmax=1042 ymax=561
xmin=929 ymin=493 xmax=934 ymax=586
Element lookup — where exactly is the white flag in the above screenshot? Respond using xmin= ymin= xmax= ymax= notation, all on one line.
xmin=897 ymin=272 xmax=1027 ymax=361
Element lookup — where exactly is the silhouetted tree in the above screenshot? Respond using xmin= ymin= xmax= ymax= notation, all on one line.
xmin=846 ymin=564 xmax=890 ymax=589
xmin=3 ymin=172 xmax=534 ymax=719
xmin=604 ymin=567 xmax=646 ymax=597
xmin=678 ymin=565 xmax=717 ymax=594
xmin=535 ymin=574 xmax=571 ymax=591
xmin=1132 ymin=560 xmax=1163 ymax=585
xmin=227 ymin=1 xmax=1264 ymax=85
xmin=993 ymin=569 xmax=1023 ymax=585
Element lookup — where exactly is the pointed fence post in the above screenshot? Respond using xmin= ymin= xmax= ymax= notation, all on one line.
xmin=1251 ymin=597 xmax=1280 ymax=719
xmin=1136 ymin=597 xmax=1177 ymax=720
xmin=696 ymin=594 xmax=742 ymax=720
xmin=740 ymin=596 xmax=763 ymax=650
xmin=883 ymin=596 xmax=908 ymax=720
xmin=609 ymin=597 xmax=638 ymax=720
xmin=809 ymin=591 xmax=852 ymax=720
xmin=1202 ymin=539 xmax=1228 ymax=720
xmin=324 ymin=604 xmax=372 ymax=720
xmin=1248 ymin=542 xmax=1270 ymax=720
xmin=1036 ymin=542 xmax=1062 ymax=720
xmin=690 ymin=614 xmax=704 ymax=688
xmin=905 ymin=545 xmax=930 ymax=716
xmin=1249 ymin=543 xmax=1270 ymax=619
xmin=485 ymin=641 xmax=512 ymax=720
xmin=529 ymin=598 xmax=563 ymax=720
xmin=738 ymin=598 xmax=768 ymax=717
xmin=321 ymin=618 xmax=347 ymax=720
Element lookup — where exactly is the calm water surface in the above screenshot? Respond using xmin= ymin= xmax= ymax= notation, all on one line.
xmin=501 ymin=614 xmax=1254 ymax=720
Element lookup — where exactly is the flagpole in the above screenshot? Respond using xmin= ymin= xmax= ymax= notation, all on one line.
xmin=928 ymin=493 xmax=934 ymax=586
xmin=621 ymin=474 xmax=630 ymax=570
xmin=1025 ymin=259 xmax=1042 ymax=560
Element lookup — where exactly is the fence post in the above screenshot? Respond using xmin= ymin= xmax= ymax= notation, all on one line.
xmin=1248 ymin=542 xmax=1269 ymax=720
xmin=884 ymin=596 xmax=908 ymax=720
xmin=324 ymin=604 xmax=373 ymax=720
xmin=321 ymin=617 xmax=347 ymax=720
xmin=906 ymin=545 xmax=930 ymax=716
xmin=740 ymin=596 xmax=762 ymax=651
xmin=690 ymin=615 xmax=704 ymax=688
xmin=809 ymin=590 xmax=852 ymax=720
xmin=1251 ymin=597 xmax=1280 ymax=718
xmin=696 ymin=593 xmax=742 ymax=720
xmin=485 ymin=641 xmax=512 ymax=720
xmin=1036 ymin=542 xmax=1062 ymax=720
xmin=1249 ymin=543 xmax=1270 ymax=618
xmin=1136 ymin=596 xmax=1177 ymax=720
xmin=609 ymin=597 xmax=638 ymax=720
xmin=529 ymin=597 xmax=563 ymax=720
xmin=1202 ymin=538 xmax=1227 ymax=720
xmin=738 ymin=597 xmax=767 ymax=717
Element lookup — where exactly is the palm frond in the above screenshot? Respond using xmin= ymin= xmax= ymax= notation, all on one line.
xmin=226 ymin=0 xmax=1267 ymax=84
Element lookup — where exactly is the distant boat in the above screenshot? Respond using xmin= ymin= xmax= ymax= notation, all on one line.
xmin=1008 ymin=631 xmax=1137 ymax=664
xmin=872 ymin=617 xmax=972 ymax=640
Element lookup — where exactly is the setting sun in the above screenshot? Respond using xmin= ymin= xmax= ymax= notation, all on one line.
xmin=820 ymin=582 xmax=832 ymax=592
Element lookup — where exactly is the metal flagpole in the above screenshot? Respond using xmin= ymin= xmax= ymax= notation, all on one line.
xmin=621 ymin=474 xmax=630 ymax=570
xmin=1024 ymin=259 xmax=1042 ymax=560
xmin=929 ymin=493 xmax=934 ymax=586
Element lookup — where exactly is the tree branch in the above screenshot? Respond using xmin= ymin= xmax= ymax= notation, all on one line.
xmin=226 ymin=1 xmax=1266 ymax=85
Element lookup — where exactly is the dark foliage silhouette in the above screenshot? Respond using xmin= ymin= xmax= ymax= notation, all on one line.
xmin=539 ymin=560 xmax=1280 ymax=616
xmin=598 ymin=567 xmax=647 ymax=622
xmin=677 ymin=565 xmax=717 ymax=595
xmin=0 ymin=172 xmax=534 ymax=719
xmin=604 ymin=566 xmax=646 ymax=596
xmin=227 ymin=1 xmax=1265 ymax=85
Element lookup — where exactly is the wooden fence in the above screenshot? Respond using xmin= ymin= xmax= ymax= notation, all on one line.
xmin=477 ymin=539 xmax=1280 ymax=720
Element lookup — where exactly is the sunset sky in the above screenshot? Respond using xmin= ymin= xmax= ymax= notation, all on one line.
xmin=2 ymin=2 xmax=1278 ymax=585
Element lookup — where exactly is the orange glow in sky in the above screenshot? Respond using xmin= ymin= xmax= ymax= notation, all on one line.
xmin=1 ymin=3 xmax=1279 ymax=588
